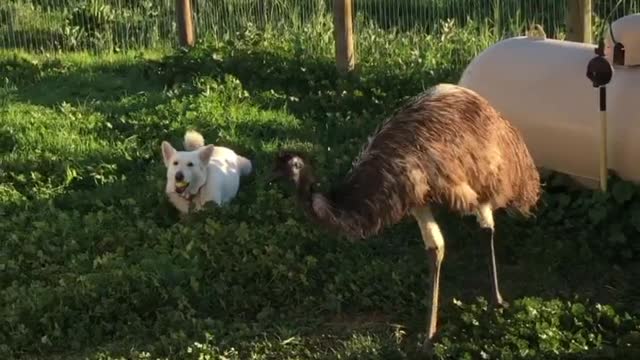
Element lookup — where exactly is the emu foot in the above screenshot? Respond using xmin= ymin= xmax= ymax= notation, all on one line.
xmin=420 ymin=338 xmax=435 ymax=358
xmin=495 ymin=298 xmax=510 ymax=309
xmin=490 ymin=288 xmax=509 ymax=309
xmin=490 ymin=289 xmax=510 ymax=310
xmin=416 ymin=332 xmax=438 ymax=359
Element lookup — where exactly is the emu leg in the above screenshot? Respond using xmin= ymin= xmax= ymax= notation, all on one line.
xmin=412 ymin=206 xmax=445 ymax=352
xmin=476 ymin=204 xmax=508 ymax=307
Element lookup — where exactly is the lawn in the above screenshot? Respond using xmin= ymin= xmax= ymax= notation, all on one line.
xmin=2 ymin=18 xmax=640 ymax=360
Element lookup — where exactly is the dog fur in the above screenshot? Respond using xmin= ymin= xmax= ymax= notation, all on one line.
xmin=161 ymin=130 xmax=252 ymax=214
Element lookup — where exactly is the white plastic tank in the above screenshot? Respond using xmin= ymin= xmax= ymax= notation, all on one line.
xmin=604 ymin=13 xmax=640 ymax=66
xmin=458 ymin=15 xmax=640 ymax=188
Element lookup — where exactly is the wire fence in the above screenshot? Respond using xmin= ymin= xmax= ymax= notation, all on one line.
xmin=1 ymin=0 xmax=640 ymax=53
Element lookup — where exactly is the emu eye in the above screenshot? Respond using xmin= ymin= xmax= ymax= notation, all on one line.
xmin=187 ymin=162 xmax=194 ymax=167
xmin=173 ymin=161 xmax=178 ymax=166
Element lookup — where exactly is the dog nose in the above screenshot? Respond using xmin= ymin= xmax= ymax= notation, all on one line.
xmin=175 ymin=171 xmax=184 ymax=181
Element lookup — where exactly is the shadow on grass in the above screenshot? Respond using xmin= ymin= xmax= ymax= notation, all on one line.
xmin=7 ymin=59 xmax=167 ymax=109
xmin=217 ymin=46 xmax=448 ymax=124
xmin=2 ymin=51 xmax=312 ymax=145
xmin=0 ymin=29 xmax=66 ymax=53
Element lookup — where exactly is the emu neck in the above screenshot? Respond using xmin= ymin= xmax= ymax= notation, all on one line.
xmin=294 ymin=168 xmax=317 ymax=208
xmin=296 ymin=169 xmax=315 ymax=200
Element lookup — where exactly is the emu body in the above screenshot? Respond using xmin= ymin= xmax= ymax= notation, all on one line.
xmin=270 ymin=83 xmax=541 ymax=352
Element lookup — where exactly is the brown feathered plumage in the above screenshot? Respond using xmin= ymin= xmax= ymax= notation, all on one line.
xmin=271 ymin=83 xmax=540 ymax=240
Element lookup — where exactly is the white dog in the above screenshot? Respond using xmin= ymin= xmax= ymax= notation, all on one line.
xmin=161 ymin=130 xmax=252 ymax=214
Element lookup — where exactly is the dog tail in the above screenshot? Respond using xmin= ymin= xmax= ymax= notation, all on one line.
xmin=184 ymin=130 xmax=205 ymax=151
xmin=237 ymin=155 xmax=253 ymax=176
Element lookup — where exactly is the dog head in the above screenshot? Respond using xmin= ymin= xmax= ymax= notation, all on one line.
xmin=161 ymin=141 xmax=215 ymax=196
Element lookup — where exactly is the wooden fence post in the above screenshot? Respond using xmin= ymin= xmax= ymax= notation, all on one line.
xmin=176 ymin=0 xmax=195 ymax=47
xmin=333 ymin=0 xmax=355 ymax=74
xmin=566 ymin=0 xmax=592 ymax=43
xmin=493 ymin=0 xmax=501 ymax=39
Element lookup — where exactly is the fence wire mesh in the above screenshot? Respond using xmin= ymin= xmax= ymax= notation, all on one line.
xmin=1 ymin=0 xmax=640 ymax=53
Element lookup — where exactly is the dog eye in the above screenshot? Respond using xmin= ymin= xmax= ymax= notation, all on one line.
xmin=187 ymin=162 xmax=194 ymax=167
xmin=173 ymin=161 xmax=178 ymax=166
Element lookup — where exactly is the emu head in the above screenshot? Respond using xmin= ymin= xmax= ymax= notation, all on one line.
xmin=268 ymin=150 xmax=310 ymax=186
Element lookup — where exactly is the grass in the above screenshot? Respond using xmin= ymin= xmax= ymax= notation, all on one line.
xmin=2 ymin=0 xmax=640 ymax=53
xmin=2 ymin=17 xmax=640 ymax=360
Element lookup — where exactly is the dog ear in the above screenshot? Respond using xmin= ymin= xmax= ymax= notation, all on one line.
xmin=161 ymin=141 xmax=176 ymax=167
xmin=198 ymin=144 xmax=215 ymax=163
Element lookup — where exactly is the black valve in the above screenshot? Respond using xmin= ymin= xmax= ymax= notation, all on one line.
xmin=586 ymin=39 xmax=614 ymax=89
xmin=613 ymin=41 xmax=626 ymax=66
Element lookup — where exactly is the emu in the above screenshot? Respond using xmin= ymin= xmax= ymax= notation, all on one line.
xmin=268 ymin=83 xmax=541 ymax=352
